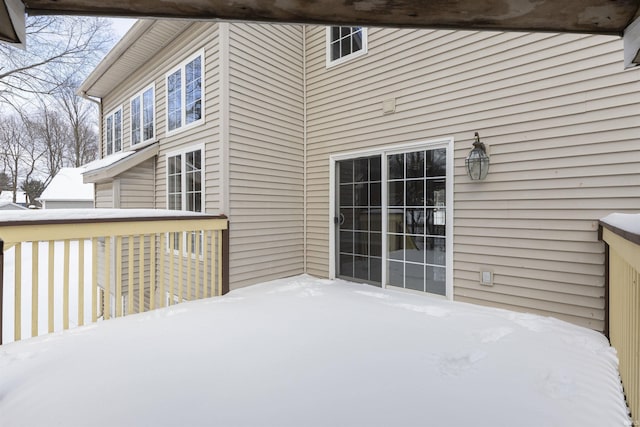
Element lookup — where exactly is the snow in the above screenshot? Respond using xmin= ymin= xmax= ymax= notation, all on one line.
xmin=601 ymin=213 xmax=640 ymax=235
xmin=38 ymin=167 xmax=94 ymax=201
xmin=0 ymin=191 xmax=27 ymax=204
xmin=0 ymin=275 xmax=631 ymax=426
xmin=82 ymin=150 xmax=135 ymax=173
xmin=0 ymin=208 xmax=215 ymax=223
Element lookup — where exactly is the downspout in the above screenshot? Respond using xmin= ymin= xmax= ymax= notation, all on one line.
xmin=302 ymin=26 xmax=308 ymax=273
xmin=79 ymin=91 xmax=102 ymax=207
xmin=219 ymin=23 xmax=230 ymax=216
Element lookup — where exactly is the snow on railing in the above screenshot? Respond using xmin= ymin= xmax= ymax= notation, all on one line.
xmin=0 ymin=209 xmax=229 ymax=345
xmin=599 ymin=213 xmax=640 ymax=425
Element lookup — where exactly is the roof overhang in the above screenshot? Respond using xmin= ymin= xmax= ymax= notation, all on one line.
xmin=1 ymin=0 xmax=25 ymax=46
xmin=4 ymin=1 xmax=640 ymax=66
xmin=82 ymin=142 xmax=159 ymax=184
xmin=79 ymin=19 xmax=191 ymax=98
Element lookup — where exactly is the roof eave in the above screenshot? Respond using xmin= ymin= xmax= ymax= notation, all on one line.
xmin=78 ymin=19 xmax=156 ymax=98
xmin=83 ymin=143 xmax=159 ymax=184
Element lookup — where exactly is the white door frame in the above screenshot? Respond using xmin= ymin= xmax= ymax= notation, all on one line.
xmin=329 ymin=137 xmax=454 ymax=299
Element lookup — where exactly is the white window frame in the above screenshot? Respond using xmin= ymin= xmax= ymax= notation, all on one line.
xmin=130 ymin=83 xmax=156 ymax=148
xmin=105 ymin=106 xmax=123 ymax=156
xmin=165 ymin=49 xmax=205 ymax=135
xmin=166 ymin=144 xmax=205 ymax=213
xmin=328 ymin=137 xmax=454 ymax=299
xmin=325 ymin=26 xmax=368 ymax=68
xmin=165 ymin=145 xmax=205 ymax=256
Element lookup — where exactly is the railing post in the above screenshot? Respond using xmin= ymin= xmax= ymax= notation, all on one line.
xmin=0 ymin=239 xmax=4 ymax=345
xmin=222 ymin=223 xmax=230 ymax=295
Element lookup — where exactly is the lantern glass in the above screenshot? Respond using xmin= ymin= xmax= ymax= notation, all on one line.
xmin=465 ymin=143 xmax=489 ymax=180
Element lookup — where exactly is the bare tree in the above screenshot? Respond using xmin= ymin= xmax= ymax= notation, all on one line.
xmin=56 ymin=81 xmax=99 ymax=167
xmin=0 ymin=116 xmax=29 ymax=201
xmin=26 ymin=106 xmax=69 ymax=185
xmin=0 ymin=16 xmax=113 ymax=108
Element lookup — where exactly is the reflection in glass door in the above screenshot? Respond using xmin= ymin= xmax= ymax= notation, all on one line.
xmin=387 ymin=148 xmax=447 ymax=295
xmin=336 ymin=156 xmax=382 ymax=285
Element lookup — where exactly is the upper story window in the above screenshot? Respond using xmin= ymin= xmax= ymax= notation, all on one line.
xmin=326 ymin=26 xmax=368 ymax=67
xmin=130 ymin=85 xmax=155 ymax=146
xmin=105 ymin=107 xmax=122 ymax=156
xmin=166 ymin=51 xmax=204 ymax=133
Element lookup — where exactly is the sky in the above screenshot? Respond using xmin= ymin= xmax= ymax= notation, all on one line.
xmin=109 ymin=17 xmax=136 ymax=41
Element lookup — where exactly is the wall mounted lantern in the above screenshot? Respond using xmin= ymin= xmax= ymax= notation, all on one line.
xmin=465 ymin=132 xmax=490 ymax=180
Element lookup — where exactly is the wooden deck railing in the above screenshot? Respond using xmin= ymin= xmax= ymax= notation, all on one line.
xmin=0 ymin=210 xmax=228 ymax=345
xmin=600 ymin=214 xmax=640 ymax=425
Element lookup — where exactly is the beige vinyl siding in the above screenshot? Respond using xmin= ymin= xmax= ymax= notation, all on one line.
xmin=153 ymin=22 xmax=222 ymax=214
xmin=304 ymin=26 xmax=640 ymax=330
xmin=94 ymin=183 xmax=113 ymax=208
xmin=119 ymin=158 xmax=155 ymax=209
xmin=98 ymin=22 xmax=221 ymax=214
xmin=228 ymin=23 xmax=305 ymax=288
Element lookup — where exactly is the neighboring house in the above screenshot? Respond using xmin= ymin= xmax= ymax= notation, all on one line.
xmin=0 ymin=200 xmax=28 ymax=211
xmin=0 ymin=191 xmax=28 ymax=207
xmin=79 ymin=20 xmax=640 ymax=331
xmin=38 ymin=167 xmax=95 ymax=209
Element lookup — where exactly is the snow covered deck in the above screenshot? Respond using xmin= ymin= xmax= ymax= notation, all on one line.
xmin=0 ymin=275 xmax=631 ymax=426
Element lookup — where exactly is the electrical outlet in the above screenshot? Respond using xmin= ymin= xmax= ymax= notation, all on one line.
xmin=480 ymin=270 xmax=493 ymax=286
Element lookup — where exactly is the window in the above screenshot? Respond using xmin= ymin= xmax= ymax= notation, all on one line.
xmin=130 ymin=85 xmax=155 ymax=146
xmin=105 ymin=107 xmax=123 ymax=155
xmin=326 ymin=26 xmax=368 ymax=67
xmin=166 ymin=51 xmax=203 ymax=132
xmin=168 ymin=147 xmax=202 ymax=212
xmin=167 ymin=147 xmax=203 ymax=252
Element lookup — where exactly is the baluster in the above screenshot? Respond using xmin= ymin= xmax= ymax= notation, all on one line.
xmin=31 ymin=242 xmax=38 ymax=337
xmin=63 ymin=240 xmax=70 ymax=330
xmin=14 ymin=242 xmax=21 ymax=341
xmin=78 ymin=239 xmax=85 ymax=327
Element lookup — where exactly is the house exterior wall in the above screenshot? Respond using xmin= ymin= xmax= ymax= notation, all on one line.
xmin=95 ymin=183 xmax=114 ymax=208
xmin=119 ymin=158 xmax=156 ymax=209
xmin=41 ymin=200 xmax=94 ymax=209
xmin=152 ymin=23 xmax=222 ymax=214
xmin=227 ymin=23 xmax=305 ymax=288
xmin=304 ymin=27 xmax=640 ymax=330
xmin=98 ymin=22 xmax=222 ymax=214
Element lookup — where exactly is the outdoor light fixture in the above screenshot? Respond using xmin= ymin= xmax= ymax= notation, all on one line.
xmin=465 ymin=132 xmax=490 ymax=180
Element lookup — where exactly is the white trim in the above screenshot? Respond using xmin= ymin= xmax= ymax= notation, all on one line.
xmin=219 ymin=23 xmax=230 ymax=215
xmin=329 ymin=137 xmax=454 ymax=299
xmin=325 ymin=26 xmax=368 ymax=68
xmin=165 ymin=143 xmax=206 ymax=213
xmin=129 ymin=82 xmax=156 ymax=148
xmin=165 ymin=48 xmax=205 ymax=136
xmin=104 ymin=106 xmax=123 ymax=156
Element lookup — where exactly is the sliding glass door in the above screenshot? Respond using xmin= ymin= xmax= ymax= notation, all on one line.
xmin=335 ymin=142 xmax=449 ymax=296
xmin=336 ymin=156 xmax=383 ymax=285
xmin=386 ymin=148 xmax=447 ymax=295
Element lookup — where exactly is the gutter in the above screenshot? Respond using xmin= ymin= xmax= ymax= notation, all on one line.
xmin=79 ymin=91 xmax=104 ymax=162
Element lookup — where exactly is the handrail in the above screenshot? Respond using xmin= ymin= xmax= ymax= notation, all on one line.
xmin=599 ymin=214 xmax=640 ymax=425
xmin=0 ymin=210 xmax=229 ymax=345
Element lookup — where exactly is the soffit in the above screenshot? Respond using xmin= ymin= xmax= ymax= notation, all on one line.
xmin=19 ymin=0 xmax=640 ymax=35
xmin=79 ymin=19 xmax=192 ymax=98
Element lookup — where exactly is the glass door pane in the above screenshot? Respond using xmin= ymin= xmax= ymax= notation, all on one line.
xmin=386 ymin=148 xmax=447 ymax=295
xmin=337 ymin=156 xmax=382 ymax=285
